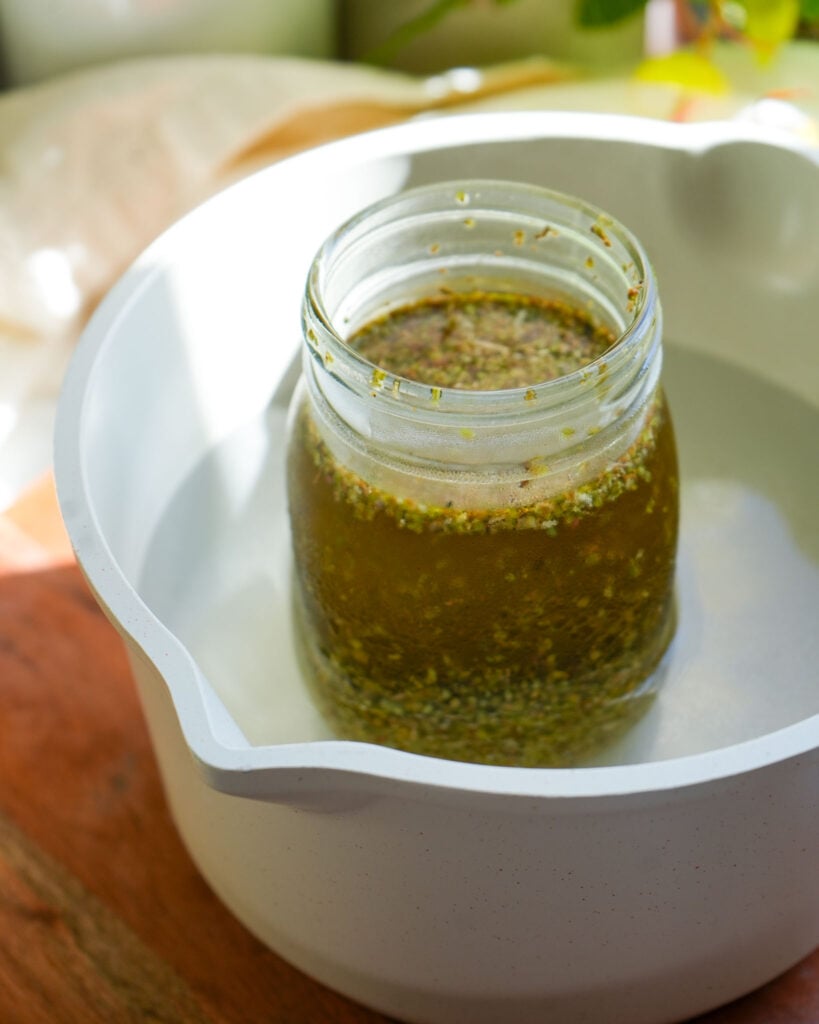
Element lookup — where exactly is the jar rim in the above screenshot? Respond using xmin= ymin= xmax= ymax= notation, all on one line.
xmin=304 ymin=178 xmax=658 ymax=419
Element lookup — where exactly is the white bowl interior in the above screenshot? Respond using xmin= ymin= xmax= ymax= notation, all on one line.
xmin=71 ymin=116 xmax=819 ymax=770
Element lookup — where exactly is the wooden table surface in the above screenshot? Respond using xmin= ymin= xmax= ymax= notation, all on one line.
xmin=1 ymin=474 xmax=816 ymax=1024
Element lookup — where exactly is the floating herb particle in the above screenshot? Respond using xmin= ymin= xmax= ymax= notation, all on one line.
xmin=525 ymin=456 xmax=549 ymax=476
xmin=591 ymin=223 xmax=613 ymax=247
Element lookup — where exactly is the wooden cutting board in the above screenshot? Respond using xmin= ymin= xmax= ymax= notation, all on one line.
xmin=0 ymin=474 xmax=816 ymax=1023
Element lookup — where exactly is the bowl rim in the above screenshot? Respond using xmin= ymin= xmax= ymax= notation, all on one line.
xmin=55 ymin=110 xmax=819 ymax=803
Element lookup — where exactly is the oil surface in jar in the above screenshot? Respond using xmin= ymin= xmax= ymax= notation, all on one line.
xmin=351 ymin=292 xmax=614 ymax=389
xmin=288 ymin=291 xmax=679 ymax=766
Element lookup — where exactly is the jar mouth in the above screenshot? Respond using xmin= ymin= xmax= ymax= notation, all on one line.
xmin=304 ymin=179 xmax=658 ymax=419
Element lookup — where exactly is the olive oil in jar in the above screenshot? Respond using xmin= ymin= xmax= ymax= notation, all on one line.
xmin=287 ymin=181 xmax=679 ymax=766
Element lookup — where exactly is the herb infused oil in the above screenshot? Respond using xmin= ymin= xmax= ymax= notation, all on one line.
xmin=287 ymin=181 xmax=679 ymax=766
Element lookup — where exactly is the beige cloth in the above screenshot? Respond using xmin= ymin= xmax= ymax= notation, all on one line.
xmin=0 ymin=53 xmax=574 ymax=506
xmin=0 ymin=55 xmax=573 ymax=341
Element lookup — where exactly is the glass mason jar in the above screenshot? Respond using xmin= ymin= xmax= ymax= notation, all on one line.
xmin=286 ymin=180 xmax=679 ymax=767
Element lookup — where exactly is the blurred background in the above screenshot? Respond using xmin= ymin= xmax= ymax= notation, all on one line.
xmin=0 ymin=0 xmax=816 ymax=510
xmin=0 ymin=0 xmax=816 ymax=86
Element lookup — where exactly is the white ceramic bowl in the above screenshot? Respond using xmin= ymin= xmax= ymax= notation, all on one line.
xmin=55 ymin=113 xmax=819 ymax=1024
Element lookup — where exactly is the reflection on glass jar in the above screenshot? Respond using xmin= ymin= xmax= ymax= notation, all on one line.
xmin=286 ymin=180 xmax=679 ymax=767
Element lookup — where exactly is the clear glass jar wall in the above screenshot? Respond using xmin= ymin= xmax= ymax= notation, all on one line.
xmin=286 ymin=180 xmax=679 ymax=767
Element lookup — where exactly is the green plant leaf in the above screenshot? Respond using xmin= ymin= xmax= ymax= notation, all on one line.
xmin=575 ymin=0 xmax=649 ymax=28
xmin=362 ymin=0 xmax=471 ymax=66
xmin=733 ymin=0 xmax=800 ymax=48
xmin=800 ymin=0 xmax=819 ymax=17
xmin=635 ymin=50 xmax=731 ymax=93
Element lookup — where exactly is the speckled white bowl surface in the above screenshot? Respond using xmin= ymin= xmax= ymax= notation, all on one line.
xmin=55 ymin=113 xmax=819 ymax=1024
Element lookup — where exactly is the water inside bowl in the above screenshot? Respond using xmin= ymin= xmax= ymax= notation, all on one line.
xmin=137 ymin=338 xmax=819 ymax=766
